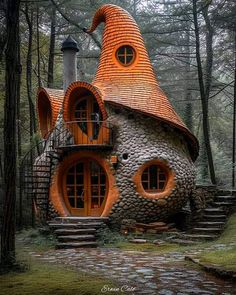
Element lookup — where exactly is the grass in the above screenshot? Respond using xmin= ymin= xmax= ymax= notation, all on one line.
xmin=0 ymin=229 xmax=122 ymax=295
xmin=113 ymin=241 xmax=183 ymax=253
xmin=198 ymin=247 xmax=236 ymax=272
xmin=196 ymin=213 xmax=236 ymax=272
xmin=0 ymin=260 xmax=122 ymax=295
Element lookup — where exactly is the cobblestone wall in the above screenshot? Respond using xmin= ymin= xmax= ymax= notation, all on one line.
xmin=106 ymin=105 xmax=196 ymax=224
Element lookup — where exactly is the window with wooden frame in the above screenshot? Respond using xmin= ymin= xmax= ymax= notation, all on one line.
xmin=116 ymin=45 xmax=136 ymax=66
xmin=141 ymin=165 xmax=167 ymax=193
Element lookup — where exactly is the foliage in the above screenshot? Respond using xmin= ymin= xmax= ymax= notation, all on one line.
xmin=96 ymin=226 xmax=127 ymax=246
xmin=16 ymin=228 xmax=57 ymax=252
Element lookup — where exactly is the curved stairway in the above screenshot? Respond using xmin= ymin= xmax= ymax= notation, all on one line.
xmin=171 ymin=190 xmax=236 ymax=244
xmin=48 ymin=217 xmax=109 ymax=249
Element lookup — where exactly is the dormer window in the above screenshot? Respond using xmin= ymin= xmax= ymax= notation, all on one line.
xmin=116 ymin=45 xmax=136 ymax=67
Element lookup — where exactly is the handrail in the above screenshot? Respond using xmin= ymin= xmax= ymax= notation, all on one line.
xmin=52 ymin=120 xmax=114 ymax=148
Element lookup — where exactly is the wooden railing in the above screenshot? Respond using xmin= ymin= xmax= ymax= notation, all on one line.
xmin=52 ymin=120 xmax=113 ymax=148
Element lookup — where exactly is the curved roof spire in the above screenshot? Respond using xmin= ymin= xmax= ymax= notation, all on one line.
xmin=85 ymin=4 xmax=156 ymax=85
xmin=85 ymin=4 xmax=199 ymax=160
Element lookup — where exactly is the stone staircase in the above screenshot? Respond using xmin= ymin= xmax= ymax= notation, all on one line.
xmin=48 ymin=217 xmax=109 ymax=249
xmin=171 ymin=190 xmax=236 ymax=244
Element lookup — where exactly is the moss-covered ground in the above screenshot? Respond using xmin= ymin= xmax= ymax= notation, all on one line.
xmin=196 ymin=213 xmax=236 ymax=272
xmin=0 ymin=261 xmax=122 ymax=295
xmin=0 ymin=229 xmax=122 ymax=295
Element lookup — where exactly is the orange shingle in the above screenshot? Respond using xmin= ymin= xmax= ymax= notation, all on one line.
xmin=37 ymin=87 xmax=64 ymax=138
xmin=86 ymin=4 xmax=199 ymax=160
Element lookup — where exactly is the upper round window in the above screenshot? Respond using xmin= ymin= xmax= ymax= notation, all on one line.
xmin=141 ymin=165 xmax=167 ymax=193
xmin=116 ymin=45 xmax=136 ymax=67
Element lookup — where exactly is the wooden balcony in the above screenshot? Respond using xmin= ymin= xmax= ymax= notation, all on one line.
xmin=53 ymin=120 xmax=113 ymax=151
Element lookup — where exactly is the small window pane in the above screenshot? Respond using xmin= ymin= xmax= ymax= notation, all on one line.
xmin=126 ymin=46 xmax=133 ymax=55
xmin=76 ymin=175 xmax=84 ymax=184
xmin=126 ymin=55 xmax=133 ymax=64
xmin=118 ymin=47 xmax=125 ymax=55
xmin=141 ymin=164 xmax=167 ymax=193
xmin=159 ymin=173 xmax=166 ymax=181
xmin=76 ymin=186 xmax=83 ymax=196
xmin=76 ymin=198 xmax=84 ymax=208
xmin=67 ymin=174 xmax=74 ymax=184
xmin=76 ymin=163 xmax=83 ymax=173
xmin=67 ymin=186 xmax=74 ymax=197
xmin=100 ymin=185 xmax=106 ymax=196
xmin=100 ymin=174 xmax=106 ymax=184
xmin=68 ymin=197 xmax=75 ymax=207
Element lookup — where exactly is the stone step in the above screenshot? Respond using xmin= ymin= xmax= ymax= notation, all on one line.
xmin=213 ymin=201 xmax=234 ymax=207
xmin=49 ymin=222 xmax=104 ymax=229
xmin=182 ymin=234 xmax=218 ymax=241
xmin=192 ymin=227 xmax=222 ymax=234
xmin=204 ymin=208 xmax=225 ymax=215
xmin=203 ymin=214 xmax=227 ymax=221
xmin=56 ymin=241 xmax=98 ymax=249
xmin=57 ymin=235 xmax=96 ymax=242
xmin=54 ymin=228 xmax=96 ymax=236
xmin=54 ymin=217 xmax=109 ymax=224
xmin=216 ymin=190 xmax=236 ymax=197
xmin=215 ymin=195 xmax=236 ymax=202
xmin=197 ymin=221 xmax=225 ymax=228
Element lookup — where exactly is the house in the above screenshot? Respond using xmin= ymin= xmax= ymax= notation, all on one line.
xmin=35 ymin=4 xmax=199 ymax=225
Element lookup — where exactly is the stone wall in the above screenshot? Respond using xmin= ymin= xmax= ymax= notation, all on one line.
xmin=106 ymin=104 xmax=196 ymax=225
xmin=190 ymin=185 xmax=217 ymax=213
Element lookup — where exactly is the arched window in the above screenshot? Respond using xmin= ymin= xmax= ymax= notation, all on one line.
xmin=141 ymin=165 xmax=167 ymax=193
xmin=74 ymin=96 xmax=102 ymax=140
xmin=116 ymin=45 xmax=136 ymax=66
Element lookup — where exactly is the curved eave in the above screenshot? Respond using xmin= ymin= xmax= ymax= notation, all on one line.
xmin=37 ymin=87 xmax=64 ymax=138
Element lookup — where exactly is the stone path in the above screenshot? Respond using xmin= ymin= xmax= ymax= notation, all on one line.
xmin=29 ymin=245 xmax=236 ymax=295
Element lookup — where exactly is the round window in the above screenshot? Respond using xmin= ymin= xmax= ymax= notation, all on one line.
xmin=141 ymin=165 xmax=167 ymax=193
xmin=116 ymin=45 xmax=136 ymax=67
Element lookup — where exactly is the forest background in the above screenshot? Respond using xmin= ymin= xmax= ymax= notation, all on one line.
xmin=0 ymin=0 xmax=235 ymax=207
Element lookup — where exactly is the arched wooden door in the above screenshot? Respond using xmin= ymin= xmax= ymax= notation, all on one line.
xmin=64 ymin=159 xmax=107 ymax=216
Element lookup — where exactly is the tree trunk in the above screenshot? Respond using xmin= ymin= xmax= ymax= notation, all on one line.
xmin=16 ymin=18 xmax=22 ymax=230
xmin=1 ymin=0 xmax=20 ymax=268
xmin=232 ymin=31 xmax=236 ymax=188
xmin=192 ymin=0 xmax=216 ymax=185
xmin=184 ymin=25 xmax=193 ymax=131
xmin=25 ymin=3 xmax=37 ymax=138
xmin=36 ymin=5 xmax=41 ymax=87
xmin=47 ymin=7 xmax=56 ymax=88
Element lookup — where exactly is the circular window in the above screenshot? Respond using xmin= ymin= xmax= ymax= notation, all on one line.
xmin=116 ymin=45 xmax=136 ymax=67
xmin=141 ymin=165 xmax=167 ymax=193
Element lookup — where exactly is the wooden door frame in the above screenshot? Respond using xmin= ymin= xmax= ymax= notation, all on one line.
xmin=63 ymin=158 xmax=108 ymax=216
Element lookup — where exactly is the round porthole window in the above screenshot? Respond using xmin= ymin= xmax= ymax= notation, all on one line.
xmin=133 ymin=160 xmax=175 ymax=200
xmin=116 ymin=45 xmax=136 ymax=67
xmin=141 ymin=165 xmax=167 ymax=193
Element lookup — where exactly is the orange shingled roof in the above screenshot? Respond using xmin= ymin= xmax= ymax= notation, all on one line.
xmin=37 ymin=87 xmax=64 ymax=137
xmin=86 ymin=4 xmax=199 ymax=160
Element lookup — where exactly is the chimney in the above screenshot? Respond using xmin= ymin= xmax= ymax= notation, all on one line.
xmin=61 ymin=35 xmax=79 ymax=92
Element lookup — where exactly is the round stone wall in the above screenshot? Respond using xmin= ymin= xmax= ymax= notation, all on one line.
xmin=106 ymin=105 xmax=196 ymax=224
